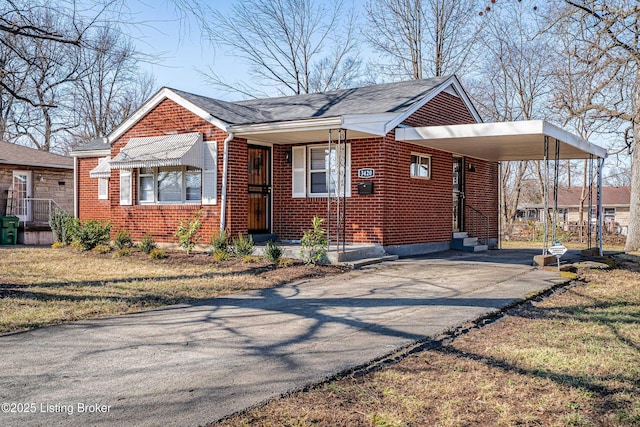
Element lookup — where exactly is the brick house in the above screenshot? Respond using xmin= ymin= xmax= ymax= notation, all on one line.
xmin=519 ymin=186 xmax=631 ymax=234
xmin=70 ymin=76 xmax=510 ymax=256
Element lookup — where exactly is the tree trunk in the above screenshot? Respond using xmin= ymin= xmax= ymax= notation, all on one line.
xmin=625 ymin=71 xmax=640 ymax=251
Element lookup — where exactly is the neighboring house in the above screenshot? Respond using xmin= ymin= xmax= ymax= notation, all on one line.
xmin=518 ymin=186 xmax=631 ymax=233
xmin=70 ymin=75 xmax=607 ymax=257
xmin=0 ymin=141 xmax=74 ymax=244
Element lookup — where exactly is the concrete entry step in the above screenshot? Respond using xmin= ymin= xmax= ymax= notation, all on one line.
xmin=343 ymin=255 xmax=399 ymax=269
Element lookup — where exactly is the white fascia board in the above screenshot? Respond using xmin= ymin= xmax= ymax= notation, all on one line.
xmin=342 ymin=113 xmax=397 ymax=136
xmin=69 ymin=149 xmax=111 ymax=158
xmin=543 ymin=121 xmax=608 ymax=159
xmin=229 ymin=117 xmax=342 ymax=135
xmin=384 ymin=75 xmax=483 ymax=133
xmin=107 ymin=88 xmax=229 ymax=143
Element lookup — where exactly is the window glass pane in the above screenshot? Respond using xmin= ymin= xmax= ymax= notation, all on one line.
xmin=158 ymin=170 xmax=182 ymax=202
xmin=310 ymin=171 xmax=327 ymax=193
xmin=140 ymin=176 xmax=155 ymax=202
xmin=410 ymin=155 xmax=418 ymax=176
xmin=310 ymin=147 xmax=327 ymax=170
xmin=418 ymin=159 xmax=429 ymax=177
xmin=185 ymin=171 xmax=201 ymax=201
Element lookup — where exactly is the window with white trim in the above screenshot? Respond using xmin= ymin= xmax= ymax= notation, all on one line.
xmin=604 ymin=207 xmax=616 ymax=222
xmin=137 ymin=166 xmax=202 ymax=204
xmin=292 ymin=144 xmax=351 ymax=198
xmin=410 ymin=154 xmax=431 ymax=179
xmin=98 ymin=178 xmax=108 ymax=200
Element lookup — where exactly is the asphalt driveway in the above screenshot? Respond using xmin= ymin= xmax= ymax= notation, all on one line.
xmin=0 ymin=250 xmax=567 ymax=426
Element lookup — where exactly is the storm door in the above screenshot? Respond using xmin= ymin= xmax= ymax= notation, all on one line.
xmin=247 ymin=145 xmax=271 ymax=234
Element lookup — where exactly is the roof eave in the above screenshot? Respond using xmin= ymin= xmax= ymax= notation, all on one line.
xmin=229 ymin=116 xmax=343 ymax=135
xmin=69 ymin=148 xmax=111 ymax=158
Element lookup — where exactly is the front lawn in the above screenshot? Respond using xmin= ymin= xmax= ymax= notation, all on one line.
xmin=0 ymin=247 xmax=343 ymax=334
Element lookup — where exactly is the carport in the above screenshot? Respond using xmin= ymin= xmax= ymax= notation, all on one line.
xmin=396 ymin=120 xmax=609 ymax=256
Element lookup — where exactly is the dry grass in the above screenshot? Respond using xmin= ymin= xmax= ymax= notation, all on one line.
xmin=216 ymin=254 xmax=640 ymax=427
xmin=0 ymin=247 xmax=343 ymax=334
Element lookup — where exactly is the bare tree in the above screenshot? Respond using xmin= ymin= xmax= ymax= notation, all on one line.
xmin=364 ymin=0 xmax=480 ymax=80
xmin=70 ymin=24 xmax=155 ymax=144
xmin=552 ymin=0 xmax=640 ymax=251
xmin=0 ymin=0 xmax=116 ymax=107
xmin=470 ymin=3 xmax=553 ymax=225
xmin=200 ymin=0 xmax=361 ymax=97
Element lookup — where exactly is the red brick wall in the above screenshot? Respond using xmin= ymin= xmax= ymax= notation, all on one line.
xmin=106 ymin=98 xmax=229 ymax=242
xmin=272 ymin=138 xmax=386 ymax=243
xmin=270 ymin=90 xmax=498 ymax=246
xmin=402 ymin=91 xmax=476 ymax=127
xmin=463 ymin=159 xmax=499 ymax=239
xmin=77 ymin=157 xmax=110 ymax=221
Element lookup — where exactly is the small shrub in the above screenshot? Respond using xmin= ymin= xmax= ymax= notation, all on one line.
xmin=49 ymin=209 xmax=74 ymax=244
xmin=211 ymin=248 xmax=231 ymax=262
xmin=113 ymin=247 xmax=132 ymax=257
xmin=210 ymin=229 xmax=229 ymax=252
xmin=277 ymin=258 xmax=294 ymax=268
xmin=51 ymin=241 xmax=64 ymax=249
xmin=300 ymin=215 xmax=328 ymax=265
xmin=73 ymin=219 xmax=111 ymax=251
xmin=114 ymin=229 xmax=133 ymax=250
xmin=232 ymin=233 xmax=254 ymax=257
xmin=69 ymin=241 xmax=84 ymax=251
xmin=139 ymin=233 xmax=157 ymax=254
xmin=92 ymin=244 xmax=112 ymax=254
xmin=175 ymin=210 xmax=202 ymax=255
xmin=263 ymin=241 xmax=283 ymax=263
xmin=149 ymin=248 xmax=168 ymax=259
xmin=64 ymin=217 xmax=82 ymax=245
xmin=242 ymin=255 xmax=260 ymax=264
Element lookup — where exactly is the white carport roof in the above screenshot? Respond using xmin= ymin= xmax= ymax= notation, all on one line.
xmin=395 ymin=120 xmax=608 ymax=161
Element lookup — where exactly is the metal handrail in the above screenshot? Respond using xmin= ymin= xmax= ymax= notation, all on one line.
xmin=6 ymin=197 xmax=67 ymax=223
xmin=465 ymin=204 xmax=490 ymax=245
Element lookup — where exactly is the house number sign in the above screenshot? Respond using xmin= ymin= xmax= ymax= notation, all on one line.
xmin=358 ymin=168 xmax=375 ymax=178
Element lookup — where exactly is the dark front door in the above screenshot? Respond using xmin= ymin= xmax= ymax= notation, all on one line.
xmin=452 ymin=157 xmax=464 ymax=232
xmin=247 ymin=145 xmax=271 ymax=234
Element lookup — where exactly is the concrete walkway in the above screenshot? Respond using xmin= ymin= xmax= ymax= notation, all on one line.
xmin=0 ymin=250 xmax=567 ymax=427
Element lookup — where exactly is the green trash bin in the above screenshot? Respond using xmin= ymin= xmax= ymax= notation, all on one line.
xmin=0 ymin=216 xmax=19 ymax=245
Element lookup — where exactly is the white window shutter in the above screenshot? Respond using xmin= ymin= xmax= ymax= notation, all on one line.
xmin=119 ymin=169 xmax=132 ymax=205
xmin=202 ymin=141 xmax=217 ymax=205
xmin=98 ymin=178 xmax=108 ymax=200
xmin=292 ymin=146 xmax=306 ymax=198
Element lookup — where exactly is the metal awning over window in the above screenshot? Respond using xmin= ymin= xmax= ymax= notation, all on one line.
xmin=110 ymin=132 xmax=203 ymax=169
xmin=89 ymin=157 xmax=111 ymax=178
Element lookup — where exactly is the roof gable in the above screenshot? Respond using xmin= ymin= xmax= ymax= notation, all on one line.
xmin=0 ymin=141 xmax=73 ymax=169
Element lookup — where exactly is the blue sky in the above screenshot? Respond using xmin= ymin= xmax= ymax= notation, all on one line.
xmin=126 ymin=1 xmax=243 ymax=100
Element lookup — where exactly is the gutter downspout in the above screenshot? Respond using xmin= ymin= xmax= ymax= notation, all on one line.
xmin=73 ymin=156 xmax=78 ymax=218
xmin=220 ymin=132 xmax=234 ymax=231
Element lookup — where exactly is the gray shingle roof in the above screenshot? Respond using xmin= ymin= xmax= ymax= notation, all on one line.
xmin=72 ymin=137 xmax=110 ymax=152
xmin=171 ymin=76 xmax=452 ymax=126
xmin=0 ymin=141 xmax=73 ymax=168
